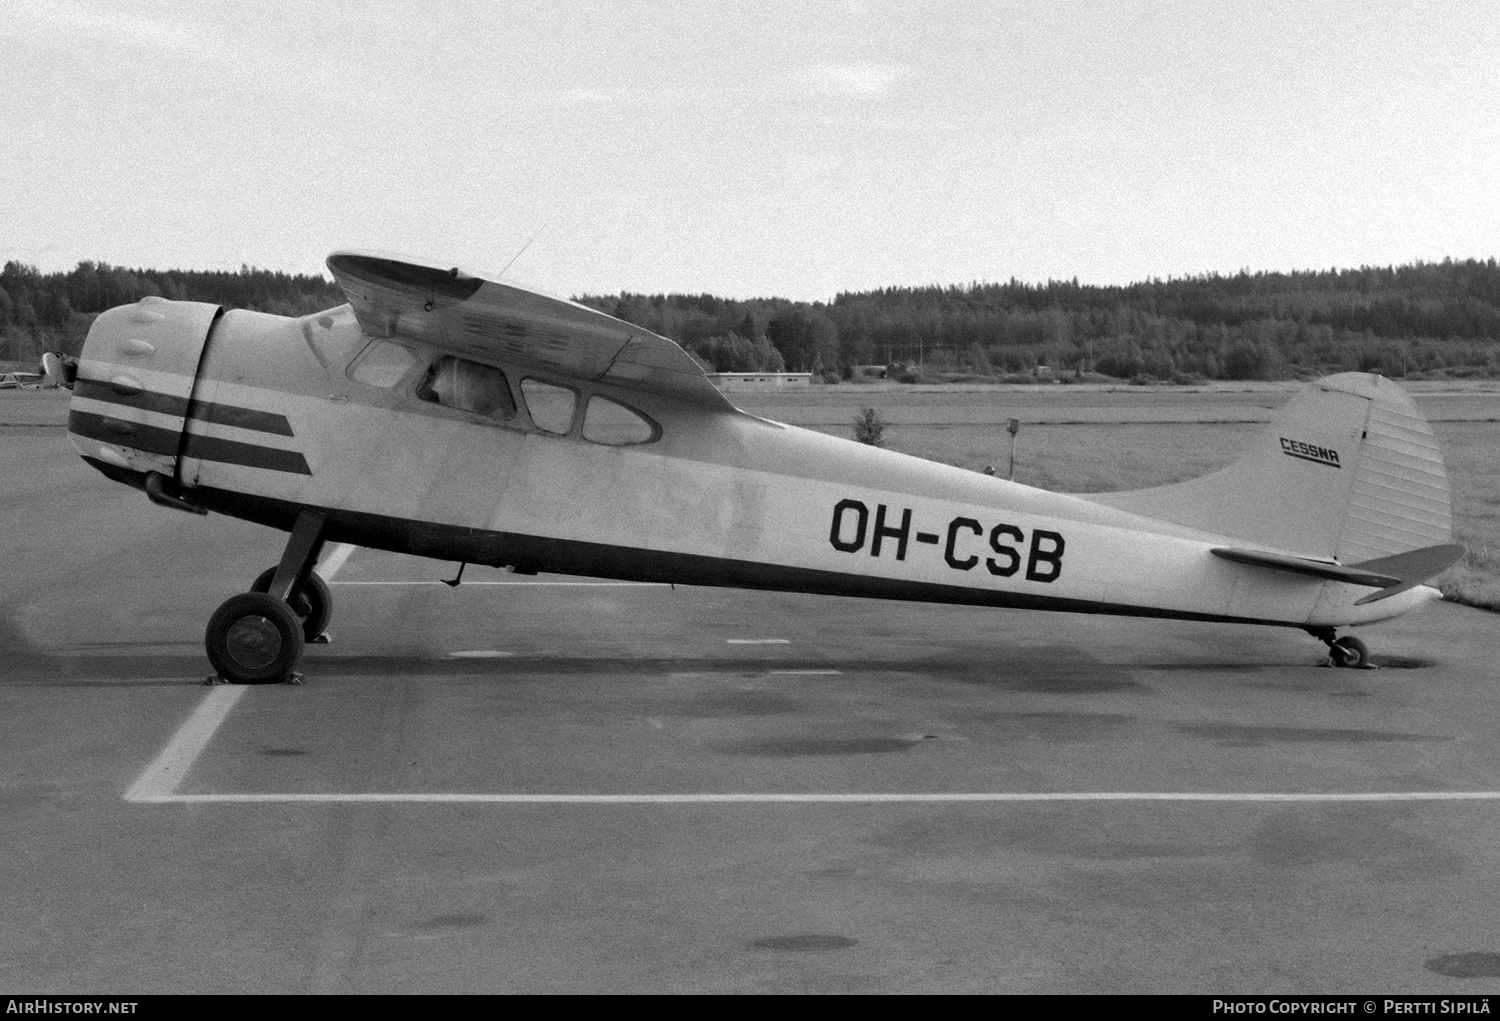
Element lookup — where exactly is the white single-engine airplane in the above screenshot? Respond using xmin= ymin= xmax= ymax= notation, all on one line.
xmin=1 ymin=354 xmax=73 ymax=389
xmin=64 ymin=252 xmax=1464 ymax=683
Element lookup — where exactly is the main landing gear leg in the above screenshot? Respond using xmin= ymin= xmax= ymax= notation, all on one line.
xmin=205 ymin=511 xmax=329 ymax=684
xmin=1305 ymin=626 xmax=1371 ymax=669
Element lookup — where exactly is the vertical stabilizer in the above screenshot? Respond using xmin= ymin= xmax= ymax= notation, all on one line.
xmin=1092 ymin=373 xmax=1452 ymax=560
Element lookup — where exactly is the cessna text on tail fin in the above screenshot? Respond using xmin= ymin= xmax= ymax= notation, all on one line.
xmin=66 ymin=252 xmax=1463 ymax=682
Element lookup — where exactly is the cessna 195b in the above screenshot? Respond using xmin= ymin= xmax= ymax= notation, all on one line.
xmin=63 ymin=252 xmax=1464 ymax=683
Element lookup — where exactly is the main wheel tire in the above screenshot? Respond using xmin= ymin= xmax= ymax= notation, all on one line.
xmin=205 ymin=592 xmax=305 ymax=684
xmin=1331 ymin=636 xmax=1370 ymax=669
xmin=251 ymin=568 xmax=332 ymax=642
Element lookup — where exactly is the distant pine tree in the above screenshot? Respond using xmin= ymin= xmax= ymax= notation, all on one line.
xmin=853 ymin=407 xmax=886 ymax=447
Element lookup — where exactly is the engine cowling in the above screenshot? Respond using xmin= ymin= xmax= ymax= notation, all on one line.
xmin=67 ymin=296 xmax=221 ymax=481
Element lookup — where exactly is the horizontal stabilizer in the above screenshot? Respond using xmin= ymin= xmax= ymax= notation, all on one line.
xmin=1350 ymin=543 xmax=1466 ymax=605
xmin=1211 ymin=548 xmax=1400 ymax=588
xmin=1212 ymin=542 xmax=1465 ymax=601
xmin=1348 ymin=543 xmax=1466 ymax=581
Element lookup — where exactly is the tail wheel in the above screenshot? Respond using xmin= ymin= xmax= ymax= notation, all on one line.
xmin=251 ymin=568 xmax=332 ymax=642
xmin=1331 ymin=636 xmax=1370 ymax=669
xmin=205 ymin=593 xmax=304 ymax=684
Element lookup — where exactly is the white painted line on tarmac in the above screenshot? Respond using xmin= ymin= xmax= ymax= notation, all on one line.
xmin=769 ymin=669 xmax=842 ymax=675
xmin=123 ymin=685 xmax=247 ymax=802
xmin=727 ymin=638 xmax=791 ymax=644
xmin=447 ymin=650 xmax=516 ymax=659
xmin=124 ymin=789 xmax=1500 ymax=805
xmin=315 ymin=542 xmax=359 ymax=580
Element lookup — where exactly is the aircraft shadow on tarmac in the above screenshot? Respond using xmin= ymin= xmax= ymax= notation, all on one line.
xmin=5 ymin=606 xmax=1461 ymax=753
xmin=8 ymin=598 xmax=1419 ymax=692
xmin=1 ymin=599 xmax=1147 ymax=688
xmin=6 ymin=649 xmax=1138 ymax=687
xmin=2 ymin=607 xmax=1373 ymax=693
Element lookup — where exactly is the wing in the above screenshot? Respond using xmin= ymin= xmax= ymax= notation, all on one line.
xmin=326 ymin=251 xmax=734 ymax=411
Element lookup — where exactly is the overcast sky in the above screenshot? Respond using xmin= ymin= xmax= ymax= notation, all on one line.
xmin=5 ymin=1 xmax=1497 ymax=301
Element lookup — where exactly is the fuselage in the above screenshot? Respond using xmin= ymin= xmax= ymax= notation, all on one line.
xmin=67 ymin=300 xmax=1438 ymax=632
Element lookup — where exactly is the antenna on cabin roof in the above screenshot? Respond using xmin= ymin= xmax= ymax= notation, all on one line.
xmin=498 ymin=225 xmax=546 ymax=280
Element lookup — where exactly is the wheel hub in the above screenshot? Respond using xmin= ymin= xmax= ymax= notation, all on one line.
xmin=224 ymin=615 xmax=284 ymax=670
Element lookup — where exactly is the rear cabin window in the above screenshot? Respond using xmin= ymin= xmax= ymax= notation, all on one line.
xmin=348 ymin=340 xmax=416 ymax=388
xmin=520 ymin=379 xmax=577 ymax=434
xmin=416 ymin=356 xmax=517 ymax=421
xmin=582 ymin=395 xmax=657 ymax=445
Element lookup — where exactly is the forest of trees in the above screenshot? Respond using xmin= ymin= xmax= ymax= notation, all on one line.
xmin=0 ymin=261 xmax=343 ymax=364
xmin=582 ymin=259 xmax=1500 ymax=382
xmin=6 ymin=257 xmax=1500 ymax=383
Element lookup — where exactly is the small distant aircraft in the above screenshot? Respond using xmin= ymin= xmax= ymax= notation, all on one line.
xmin=64 ymin=252 xmax=1464 ymax=683
xmin=1 ymin=353 xmax=74 ymax=389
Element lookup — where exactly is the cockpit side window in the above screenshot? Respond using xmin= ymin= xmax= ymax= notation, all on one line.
xmin=582 ymin=395 xmax=658 ymax=445
xmin=348 ymin=340 xmax=417 ymax=388
xmin=520 ymin=379 xmax=578 ymax=435
xmin=416 ymin=356 xmax=517 ymax=421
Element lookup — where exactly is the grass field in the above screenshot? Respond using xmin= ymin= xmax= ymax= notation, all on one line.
xmin=814 ymin=419 xmax=1500 ymax=612
xmin=1434 ymin=423 xmax=1500 ymax=610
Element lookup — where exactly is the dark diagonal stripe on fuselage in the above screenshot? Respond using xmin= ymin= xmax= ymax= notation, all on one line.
xmin=68 ymin=409 xmax=182 ymax=457
xmin=70 ymin=409 xmax=312 ymax=475
xmin=190 ymin=401 xmax=295 ymax=437
xmin=73 ymin=377 xmax=294 ymax=436
xmin=181 ymin=433 xmax=312 ymax=475
xmin=74 ymin=377 xmax=189 ymax=419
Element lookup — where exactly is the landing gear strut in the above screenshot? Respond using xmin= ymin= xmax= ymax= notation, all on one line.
xmin=205 ymin=511 xmax=332 ymax=684
xmin=251 ymin=568 xmax=331 ymax=643
xmin=1306 ymin=627 xmax=1371 ymax=669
